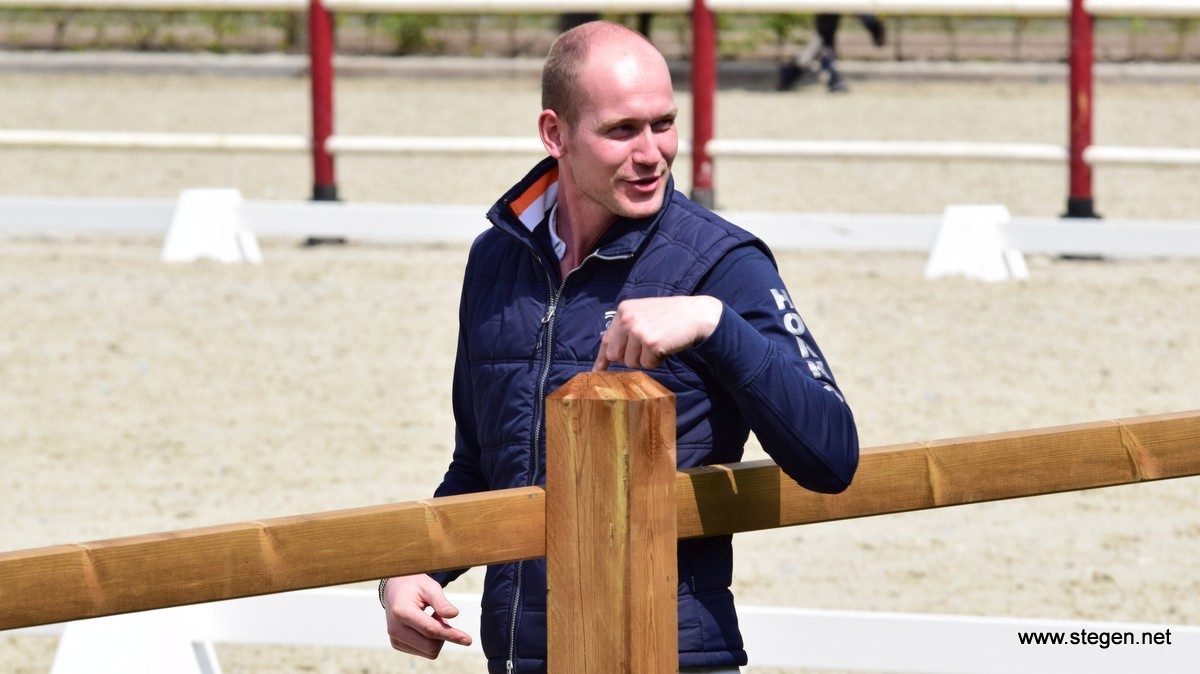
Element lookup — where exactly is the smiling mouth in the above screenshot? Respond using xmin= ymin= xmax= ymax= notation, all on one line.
xmin=625 ymin=175 xmax=661 ymax=192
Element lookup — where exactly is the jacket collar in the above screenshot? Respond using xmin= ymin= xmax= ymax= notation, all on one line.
xmin=486 ymin=156 xmax=675 ymax=261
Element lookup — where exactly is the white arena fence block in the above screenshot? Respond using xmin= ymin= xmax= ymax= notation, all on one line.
xmin=925 ymin=204 xmax=1028 ymax=282
xmin=161 ymin=188 xmax=263 ymax=264
xmin=50 ymin=609 xmax=222 ymax=674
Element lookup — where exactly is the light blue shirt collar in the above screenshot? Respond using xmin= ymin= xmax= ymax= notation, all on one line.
xmin=547 ymin=203 xmax=566 ymax=261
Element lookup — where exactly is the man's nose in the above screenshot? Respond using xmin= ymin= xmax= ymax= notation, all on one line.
xmin=630 ymin=126 xmax=662 ymax=165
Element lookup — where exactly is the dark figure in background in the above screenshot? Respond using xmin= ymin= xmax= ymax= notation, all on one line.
xmin=779 ymin=14 xmax=886 ymax=93
xmin=559 ymin=12 xmax=652 ymax=37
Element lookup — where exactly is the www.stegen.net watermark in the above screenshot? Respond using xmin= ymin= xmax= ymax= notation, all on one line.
xmin=1018 ymin=628 xmax=1173 ymax=649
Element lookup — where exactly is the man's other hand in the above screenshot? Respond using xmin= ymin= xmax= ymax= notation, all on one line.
xmin=382 ymin=574 xmax=473 ymax=659
xmin=594 ymin=296 xmax=723 ymax=371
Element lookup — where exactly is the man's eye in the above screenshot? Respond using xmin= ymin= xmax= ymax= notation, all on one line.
xmin=652 ymin=120 xmax=675 ymax=132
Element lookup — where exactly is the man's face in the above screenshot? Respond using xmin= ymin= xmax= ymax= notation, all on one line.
xmin=561 ymin=46 xmax=679 ymax=221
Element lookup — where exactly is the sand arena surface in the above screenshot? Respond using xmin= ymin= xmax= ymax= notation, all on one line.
xmin=2 ymin=69 xmax=1200 ymax=672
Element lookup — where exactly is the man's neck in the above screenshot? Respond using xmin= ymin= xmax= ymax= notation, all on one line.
xmin=553 ymin=197 xmax=615 ymax=279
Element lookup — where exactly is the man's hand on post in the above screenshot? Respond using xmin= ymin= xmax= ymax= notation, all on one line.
xmin=382 ymin=574 xmax=473 ymax=659
xmin=593 ymin=296 xmax=723 ymax=371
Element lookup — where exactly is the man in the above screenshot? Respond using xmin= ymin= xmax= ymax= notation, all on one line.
xmin=381 ymin=21 xmax=858 ymax=673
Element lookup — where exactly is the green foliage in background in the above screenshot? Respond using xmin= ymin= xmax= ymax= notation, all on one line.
xmin=0 ymin=11 xmax=1195 ymax=62
xmin=378 ymin=13 xmax=442 ymax=55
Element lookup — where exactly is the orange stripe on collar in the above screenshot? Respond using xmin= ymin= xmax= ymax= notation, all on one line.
xmin=510 ymin=166 xmax=560 ymax=217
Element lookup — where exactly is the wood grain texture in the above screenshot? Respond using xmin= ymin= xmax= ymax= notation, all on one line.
xmin=0 ymin=487 xmax=545 ymax=630
xmin=545 ymin=372 xmax=677 ymax=674
xmin=1 ymin=409 xmax=1197 ymax=631
xmin=675 ymin=409 xmax=1200 ymax=539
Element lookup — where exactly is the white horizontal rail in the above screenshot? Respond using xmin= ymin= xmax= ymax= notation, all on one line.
xmin=0 ymin=129 xmax=308 ymax=152
xmin=711 ymin=0 xmax=1200 ymax=18
xmin=11 ymin=588 xmax=1199 ymax=673
xmin=0 ymin=0 xmax=306 ymax=10
xmin=1 ymin=0 xmax=1199 ymax=16
xmin=0 ymin=130 xmax=551 ymax=155
xmin=0 ymin=0 xmax=691 ymax=11
xmin=711 ymin=0 xmax=1062 ymax=15
xmin=325 ymin=0 xmax=688 ymax=12
xmin=0 ymin=131 xmax=545 ymax=155
xmin=326 ymin=134 xmax=545 ymax=154
xmin=1086 ymin=145 xmax=1200 ymax=166
xmin=1087 ymin=0 xmax=1200 ymax=17
xmin=7 ymin=130 xmax=1200 ymax=167
xmin=709 ymin=138 xmax=1068 ymax=162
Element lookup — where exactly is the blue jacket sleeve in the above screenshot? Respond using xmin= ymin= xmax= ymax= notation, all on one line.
xmin=428 ymin=257 xmax=489 ymax=586
xmin=433 ymin=332 xmax=488 ymax=500
xmin=690 ymin=245 xmax=859 ymax=493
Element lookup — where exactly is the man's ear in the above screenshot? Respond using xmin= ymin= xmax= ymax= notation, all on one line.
xmin=538 ymin=109 xmax=568 ymax=159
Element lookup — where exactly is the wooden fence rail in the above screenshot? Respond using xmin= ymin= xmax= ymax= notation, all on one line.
xmin=2 ymin=373 xmax=1198 ymax=662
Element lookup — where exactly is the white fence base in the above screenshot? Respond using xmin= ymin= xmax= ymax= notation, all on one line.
xmin=741 ymin=605 xmax=1198 ymax=672
xmin=11 ymin=588 xmax=1197 ymax=673
xmin=160 ymin=189 xmax=262 ymax=264
xmin=925 ymin=204 xmax=1029 ymax=282
xmin=4 ymin=196 xmax=1200 ymax=260
xmin=50 ymin=613 xmax=222 ymax=674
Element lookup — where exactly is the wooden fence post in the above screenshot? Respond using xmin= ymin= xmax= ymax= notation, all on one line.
xmin=545 ymin=372 xmax=678 ymax=673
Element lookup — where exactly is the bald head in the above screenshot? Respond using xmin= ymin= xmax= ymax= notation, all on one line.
xmin=541 ymin=21 xmax=669 ymax=127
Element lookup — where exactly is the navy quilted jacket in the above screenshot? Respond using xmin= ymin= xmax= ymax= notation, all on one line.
xmin=430 ymin=158 xmax=858 ymax=673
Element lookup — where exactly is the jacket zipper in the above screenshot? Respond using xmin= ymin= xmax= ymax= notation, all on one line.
xmin=505 ymin=253 xmax=553 ymax=674
xmin=505 ymin=247 xmax=631 ymax=673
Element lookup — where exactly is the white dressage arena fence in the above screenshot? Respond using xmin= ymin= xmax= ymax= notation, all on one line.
xmin=11 ymin=588 xmax=1199 ymax=674
xmin=4 ymin=195 xmax=1200 ymax=265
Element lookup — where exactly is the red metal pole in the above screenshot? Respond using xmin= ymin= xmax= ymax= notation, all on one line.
xmin=309 ymin=0 xmax=337 ymax=202
xmin=690 ymin=0 xmax=716 ymax=209
xmin=1065 ymin=0 xmax=1096 ymax=218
